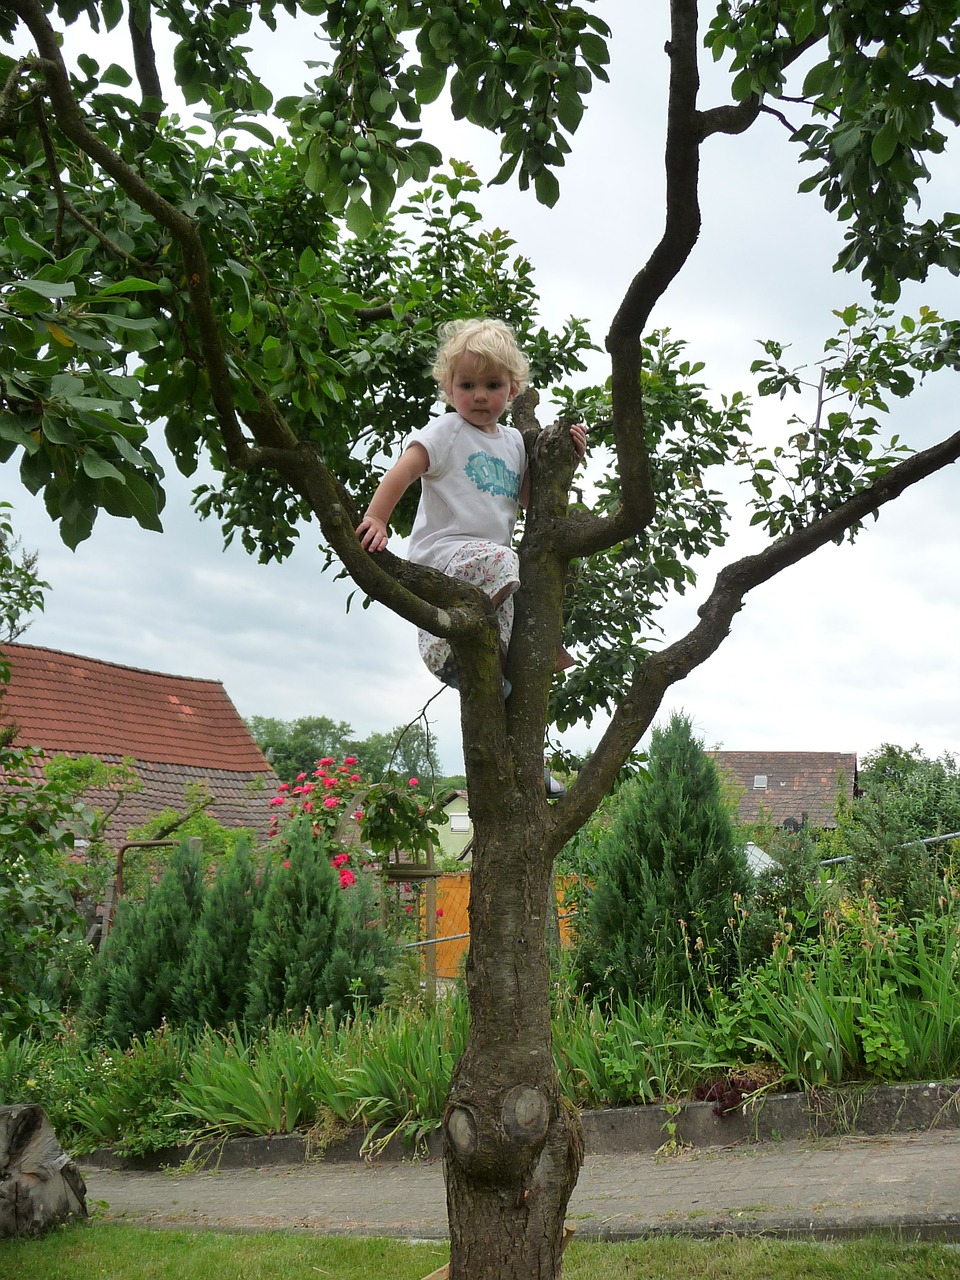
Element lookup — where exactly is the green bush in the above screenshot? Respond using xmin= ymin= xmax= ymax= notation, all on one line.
xmin=245 ymin=816 xmax=397 ymax=1026
xmin=174 ymin=836 xmax=264 ymax=1027
xmin=0 ymin=740 xmax=94 ymax=1035
xmin=576 ymin=713 xmax=751 ymax=1004
xmin=81 ymin=838 xmax=205 ymax=1044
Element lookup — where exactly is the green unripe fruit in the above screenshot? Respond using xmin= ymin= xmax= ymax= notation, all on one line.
xmin=364 ymin=0 xmax=379 ymax=13
xmin=491 ymin=47 xmax=506 ymax=64
xmin=339 ymin=144 xmax=357 ymax=162
xmin=333 ymin=118 xmax=348 ymax=136
xmin=354 ymin=134 xmax=370 ymax=150
xmin=556 ymin=60 xmax=571 ymax=80
xmin=157 ymin=275 xmax=175 ymax=296
xmin=493 ymin=16 xmax=510 ymax=35
xmin=317 ymin=110 xmax=335 ymax=129
xmin=343 ymin=160 xmax=361 ymax=182
xmin=534 ymin=120 xmax=549 ymax=141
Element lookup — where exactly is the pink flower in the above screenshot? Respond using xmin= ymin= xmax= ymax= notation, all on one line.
xmin=278 ymin=783 xmax=290 ymax=792
xmin=323 ymin=796 xmax=340 ymax=810
xmin=283 ymin=859 xmax=291 ymax=868
xmin=344 ymin=756 xmax=358 ymax=765
xmin=319 ymin=756 xmax=335 ymax=767
xmin=339 ymin=868 xmax=356 ymax=889
xmin=296 ymin=772 xmax=307 ymax=782
xmin=436 ymin=908 xmax=444 ymax=918
xmin=302 ymin=801 xmax=314 ymax=813
xmin=404 ymin=904 xmax=413 ymax=914
xmin=349 ymin=774 xmax=361 ymax=783
xmin=353 ymin=810 xmax=363 ymax=820
xmin=268 ymin=796 xmax=285 ymax=807
xmin=408 ymin=777 xmax=419 ymax=788
xmin=331 ymin=852 xmax=350 ymax=868
xmin=322 ymin=777 xmax=337 ymax=789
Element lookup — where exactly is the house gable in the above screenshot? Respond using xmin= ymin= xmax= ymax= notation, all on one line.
xmin=1 ymin=642 xmax=276 ymax=845
xmin=710 ymin=750 xmax=858 ymax=830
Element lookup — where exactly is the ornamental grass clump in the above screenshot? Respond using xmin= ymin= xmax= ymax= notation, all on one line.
xmin=698 ymin=885 xmax=960 ymax=1089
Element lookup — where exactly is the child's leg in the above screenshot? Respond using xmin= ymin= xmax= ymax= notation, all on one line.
xmin=418 ymin=541 xmax=519 ymax=687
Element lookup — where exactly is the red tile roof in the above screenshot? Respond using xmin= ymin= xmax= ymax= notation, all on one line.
xmin=1 ymin=643 xmax=271 ymax=771
xmin=1 ymin=643 xmax=277 ymax=847
xmin=709 ymin=751 xmax=858 ymax=829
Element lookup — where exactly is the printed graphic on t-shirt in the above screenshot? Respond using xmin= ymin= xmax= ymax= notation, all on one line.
xmin=464 ymin=451 xmax=520 ymax=501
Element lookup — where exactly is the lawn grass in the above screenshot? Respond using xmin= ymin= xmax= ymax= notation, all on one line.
xmin=2 ymin=1224 xmax=960 ymax=1279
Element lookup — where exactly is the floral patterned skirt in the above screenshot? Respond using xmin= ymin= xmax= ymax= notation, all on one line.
xmin=417 ymin=540 xmax=520 ymax=682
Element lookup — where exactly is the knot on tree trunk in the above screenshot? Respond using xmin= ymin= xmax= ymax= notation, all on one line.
xmin=444 ymin=1084 xmax=551 ymax=1184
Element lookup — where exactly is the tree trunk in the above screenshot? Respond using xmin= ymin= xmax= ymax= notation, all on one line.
xmin=0 ymin=1105 xmax=87 ymax=1237
xmin=443 ymin=819 xmax=583 ymax=1279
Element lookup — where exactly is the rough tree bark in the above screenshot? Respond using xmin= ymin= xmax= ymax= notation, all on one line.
xmin=0 ymin=1105 xmax=87 ymax=1237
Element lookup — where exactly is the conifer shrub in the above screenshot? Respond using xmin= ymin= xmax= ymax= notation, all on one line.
xmin=576 ymin=713 xmax=751 ymax=1004
xmin=245 ymin=816 xmax=396 ymax=1027
xmin=81 ymin=838 xmax=205 ymax=1044
xmin=174 ymin=836 xmax=265 ymax=1027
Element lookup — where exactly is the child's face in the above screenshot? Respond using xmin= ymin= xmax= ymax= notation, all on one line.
xmin=447 ymin=351 xmax=517 ymax=431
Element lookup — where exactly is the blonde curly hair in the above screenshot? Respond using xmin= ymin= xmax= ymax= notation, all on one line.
xmin=431 ymin=317 xmax=530 ymax=399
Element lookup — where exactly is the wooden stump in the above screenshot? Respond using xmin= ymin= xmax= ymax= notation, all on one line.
xmin=0 ymin=1105 xmax=87 ymax=1237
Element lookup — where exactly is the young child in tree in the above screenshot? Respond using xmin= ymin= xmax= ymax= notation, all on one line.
xmin=356 ymin=317 xmax=586 ymax=691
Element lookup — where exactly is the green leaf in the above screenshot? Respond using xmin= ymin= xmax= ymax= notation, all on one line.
xmin=15 ymin=278 xmax=77 ymax=300
xmin=101 ymin=472 xmax=164 ymax=532
xmin=345 ymin=196 xmax=375 ymax=239
xmin=60 ymin=508 xmax=95 ymax=549
xmin=534 ymin=168 xmax=560 ymax=208
xmin=94 ymin=277 xmax=162 ymax=297
xmin=871 ymin=119 xmax=900 ymax=167
xmin=3 ymin=219 xmax=53 ymax=262
xmin=101 ymin=62 xmax=133 ymax=86
xmin=80 ymin=450 xmax=124 ymax=481
xmin=39 ymin=417 xmax=79 ymax=446
xmin=235 ymin=120 xmax=275 ymax=145
xmin=579 ymin=33 xmax=609 ymax=70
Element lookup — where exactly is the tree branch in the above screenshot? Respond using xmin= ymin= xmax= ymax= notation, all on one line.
xmin=127 ymin=0 xmax=164 ymax=129
xmin=10 ymin=0 xmax=249 ymax=467
xmin=549 ymin=423 xmax=960 ymax=850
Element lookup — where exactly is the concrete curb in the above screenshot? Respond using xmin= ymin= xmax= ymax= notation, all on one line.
xmin=77 ymin=1079 xmax=960 ymax=1173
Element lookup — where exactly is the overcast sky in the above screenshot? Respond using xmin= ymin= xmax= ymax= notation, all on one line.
xmin=6 ymin=4 xmax=960 ymax=776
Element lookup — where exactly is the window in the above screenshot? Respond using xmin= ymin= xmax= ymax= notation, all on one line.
xmin=449 ymin=812 xmax=470 ymax=833
xmin=753 ymin=775 xmax=768 ymax=790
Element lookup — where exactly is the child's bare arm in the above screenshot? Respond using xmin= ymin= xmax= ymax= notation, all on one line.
xmin=356 ymin=444 xmax=429 ymax=552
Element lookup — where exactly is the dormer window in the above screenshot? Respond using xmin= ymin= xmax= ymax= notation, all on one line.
xmin=753 ymin=775 xmax=768 ymax=790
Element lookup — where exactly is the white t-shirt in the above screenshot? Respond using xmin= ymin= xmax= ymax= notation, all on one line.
xmin=406 ymin=412 xmax=527 ymax=571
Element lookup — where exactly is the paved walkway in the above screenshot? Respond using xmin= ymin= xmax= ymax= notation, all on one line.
xmin=83 ymin=1129 xmax=960 ymax=1241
